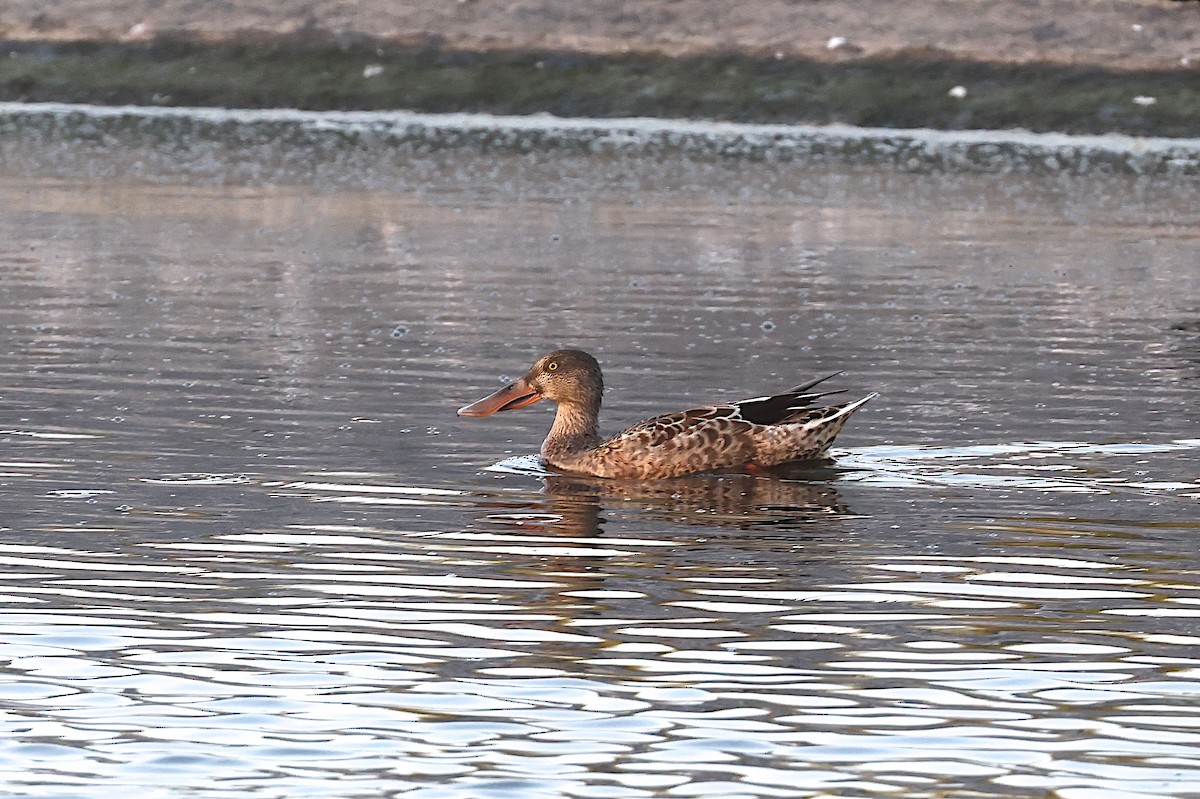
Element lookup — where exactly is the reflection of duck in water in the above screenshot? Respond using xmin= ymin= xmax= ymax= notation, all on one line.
xmin=481 ymin=469 xmax=852 ymax=537
xmin=459 ymin=349 xmax=876 ymax=479
xmin=544 ymin=471 xmax=852 ymax=530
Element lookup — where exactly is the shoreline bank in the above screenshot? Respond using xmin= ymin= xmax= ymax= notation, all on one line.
xmin=1 ymin=38 xmax=1198 ymax=137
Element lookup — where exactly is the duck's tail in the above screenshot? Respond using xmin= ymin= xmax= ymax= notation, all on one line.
xmin=801 ymin=392 xmax=878 ymax=430
xmin=757 ymin=392 xmax=877 ymax=465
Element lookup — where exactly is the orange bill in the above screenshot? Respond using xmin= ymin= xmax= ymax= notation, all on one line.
xmin=457 ymin=378 xmax=543 ymax=417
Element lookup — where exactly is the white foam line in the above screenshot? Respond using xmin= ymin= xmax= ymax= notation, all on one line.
xmin=838 ymin=439 xmax=1200 ymax=496
xmin=0 ymin=429 xmax=100 ymax=440
xmin=3 ymin=101 xmax=1199 ymax=162
xmin=846 ymin=439 xmax=1200 ymax=462
xmin=284 ymin=481 xmax=465 ymax=496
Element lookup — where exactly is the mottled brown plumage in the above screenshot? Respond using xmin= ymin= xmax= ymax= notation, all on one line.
xmin=458 ymin=349 xmax=876 ymax=479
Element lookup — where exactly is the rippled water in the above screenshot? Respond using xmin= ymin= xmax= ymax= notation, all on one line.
xmin=1 ymin=107 xmax=1199 ymax=798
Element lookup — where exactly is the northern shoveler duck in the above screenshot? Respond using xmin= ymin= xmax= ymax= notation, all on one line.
xmin=458 ymin=349 xmax=877 ymax=480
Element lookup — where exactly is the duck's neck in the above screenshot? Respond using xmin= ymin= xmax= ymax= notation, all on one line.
xmin=541 ymin=399 xmax=601 ymax=460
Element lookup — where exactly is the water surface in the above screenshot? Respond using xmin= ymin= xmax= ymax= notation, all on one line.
xmin=0 ymin=107 xmax=1198 ymax=798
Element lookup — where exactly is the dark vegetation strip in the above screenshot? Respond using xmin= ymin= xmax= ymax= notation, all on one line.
xmin=1 ymin=38 xmax=1198 ymax=137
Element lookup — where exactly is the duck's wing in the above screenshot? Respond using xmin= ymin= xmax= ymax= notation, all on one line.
xmin=591 ymin=405 xmax=758 ymax=478
xmin=728 ymin=372 xmax=847 ymax=426
xmin=614 ymin=372 xmax=847 ymax=446
xmin=614 ymin=404 xmax=747 ymax=447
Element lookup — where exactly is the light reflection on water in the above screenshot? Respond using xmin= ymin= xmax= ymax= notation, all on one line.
xmin=1 ymin=112 xmax=1199 ymax=797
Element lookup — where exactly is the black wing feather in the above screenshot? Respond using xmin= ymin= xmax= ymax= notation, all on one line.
xmin=732 ymin=372 xmax=847 ymax=426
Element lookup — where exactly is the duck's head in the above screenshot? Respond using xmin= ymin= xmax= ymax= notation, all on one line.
xmin=458 ymin=349 xmax=603 ymax=417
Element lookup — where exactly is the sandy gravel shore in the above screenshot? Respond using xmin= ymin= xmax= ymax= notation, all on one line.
xmin=2 ymin=1 xmax=1198 ymax=135
xmin=4 ymin=0 xmax=1198 ymax=72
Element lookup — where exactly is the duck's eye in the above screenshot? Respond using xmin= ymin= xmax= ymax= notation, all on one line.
xmin=547 ymin=361 xmax=558 ymax=372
